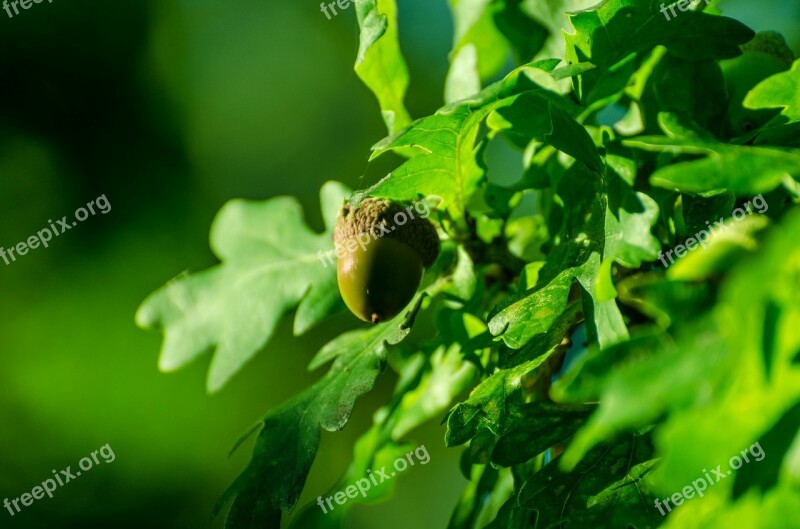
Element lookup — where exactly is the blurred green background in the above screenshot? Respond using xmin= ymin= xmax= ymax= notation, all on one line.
xmin=1 ymin=1 xmax=798 ymax=528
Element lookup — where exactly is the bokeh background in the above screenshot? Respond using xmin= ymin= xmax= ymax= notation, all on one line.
xmin=1 ymin=1 xmax=798 ymax=528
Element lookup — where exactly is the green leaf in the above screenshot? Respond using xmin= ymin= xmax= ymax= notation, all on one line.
xmin=136 ymin=182 xmax=350 ymax=392
xmin=515 ymin=434 xmax=661 ymax=529
xmin=362 ymin=105 xmax=493 ymax=218
xmin=733 ymin=401 xmax=800 ymax=498
xmin=360 ymin=59 xmax=603 ymax=219
xmin=641 ymin=211 xmax=800 ymax=497
xmin=445 ymin=0 xmax=509 ymax=103
xmin=566 ymin=1 xmax=753 ymax=66
xmin=492 ymin=0 xmax=548 ymax=64
xmin=665 ymin=214 xmax=771 ymax=281
xmin=488 ymin=91 xmax=605 ymax=173
xmin=560 ymin=211 xmax=800 ymax=484
xmin=646 ymin=142 xmax=800 ymax=195
xmin=446 ymin=44 xmax=483 ymax=105
xmin=559 ymin=317 xmax=731 ymax=469
xmin=491 ymin=402 xmax=594 ymax=466
xmin=489 ymin=163 xmax=633 ymax=350
xmin=745 ymin=60 xmax=800 ymax=147
xmin=524 ymin=0 xmax=609 ymax=62
xmin=745 ymin=60 xmax=800 ymax=124
xmin=604 ymin=151 xmax=661 ymax=268
xmin=616 ymin=273 xmax=714 ymax=328
xmin=674 ymin=191 xmax=736 ymax=240
xmin=624 ymin=114 xmax=800 ymax=195
xmin=661 ymin=484 xmax=800 ymax=529
xmin=290 ymin=344 xmax=476 ymax=527
xmin=444 ymin=0 xmax=551 ymax=103
xmin=445 ymin=357 xmax=543 ymax=449
xmin=552 ymin=328 xmax=670 ymax=403
xmin=564 ymin=0 xmax=753 ymax=105
xmin=497 ymin=300 xmax=580 ymax=369
xmin=487 ymin=263 xmax=574 ymax=349
xmin=215 ymin=298 xmax=422 ymax=528
xmin=427 ymin=244 xmax=478 ymax=302
xmin=640 ymin=55 xmax=728 ymax=136
xmin=446 ymin=338 xmax=591 ymax=470
xmin=354 ymin=0 xmax=411 ymax=133
xmin=394 ymin=346 xmax=479 ymax=437
xmin=449 ymin=465 xmax=507 ymax=529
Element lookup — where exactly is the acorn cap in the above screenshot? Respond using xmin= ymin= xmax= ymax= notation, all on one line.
xmin=334 ymin=198 xmax=440 ymax=267
xmin=742 ymin=31 xmax=795 ymax=68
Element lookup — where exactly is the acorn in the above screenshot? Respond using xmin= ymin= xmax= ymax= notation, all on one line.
xmin=721 ymin=31 xmax=795 ymax=136
xmin=334 ymin=198 xmax=440 ymax=323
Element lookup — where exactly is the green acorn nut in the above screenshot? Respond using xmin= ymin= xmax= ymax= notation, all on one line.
xmin=334 ymin=198 xmax=440 ymax=324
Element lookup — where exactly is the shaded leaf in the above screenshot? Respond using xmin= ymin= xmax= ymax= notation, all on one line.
xmin=507 ymin=434 xmax=660 ymax=529
xmin=215 ymin=298 xmax=423 ymax=528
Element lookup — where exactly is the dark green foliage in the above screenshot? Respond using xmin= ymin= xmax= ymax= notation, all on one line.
xmin=139 ymin=0 xmax=800 ymax=527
